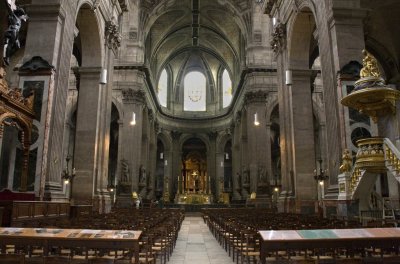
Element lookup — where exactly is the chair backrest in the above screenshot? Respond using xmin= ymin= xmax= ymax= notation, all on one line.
xmin=0 ymin=254 xmax=25 ymax=264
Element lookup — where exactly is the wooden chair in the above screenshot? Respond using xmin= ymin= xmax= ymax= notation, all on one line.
xmin=0 ymin=254 xmax=25 ymax=264
xmin=42 ymin=255 xmax=71 ymax=264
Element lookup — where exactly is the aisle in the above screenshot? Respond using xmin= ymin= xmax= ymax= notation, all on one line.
xmin=168 ymin=215 xmax=232 ymax=264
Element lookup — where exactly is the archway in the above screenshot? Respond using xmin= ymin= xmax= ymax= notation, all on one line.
xmin=177 ymin=138 xmax=211 ymax=204
xmin=286 ymin=6 xmax=319 ymax=213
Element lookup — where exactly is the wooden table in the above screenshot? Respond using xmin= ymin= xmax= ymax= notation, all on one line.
xmin=0 ymin=227 xmax=142 ymax=263
xmin=259 ymin=228 xmax=400 ymax=264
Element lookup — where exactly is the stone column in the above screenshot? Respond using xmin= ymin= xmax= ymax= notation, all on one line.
xmin=120 ymin=89 xmax=146 ymax=193
xmin=207 ymin=132 xmax=217 ymax=201
xmin=265 ymin=123 xmax=273 ymax=184
xmin=216 ymin=150 xmax=224 ymax=201
xmin=22 ymin=2 xmax=75 ymax=201
xmin=290 ymin=69 xmax=317 ymax=212
xmin=323 ymin=4 xmax=367 ymax=181
xmin=72 ymin=67 xmax=102 ymax=205
xmin=169 ymin=131 xmax=181 ymax=201
xmin=147 ymin=118 xmax=157 ymax=200
xmin=244 ymin=91 xmax=268 ymax=193
xmin=92 ymin=20 xmax=121 ymax=213
xmin=231 ymin=122 xmax=242 ymax=200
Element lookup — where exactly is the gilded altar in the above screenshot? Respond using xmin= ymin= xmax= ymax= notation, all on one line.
xmin=175 ymin=193 xmax=212 ymax=204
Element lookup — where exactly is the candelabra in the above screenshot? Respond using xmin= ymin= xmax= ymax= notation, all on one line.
xmin=313 ymin=158 xmax=329 ymax=185
xmin=314 ymin=158 xmax=328 ymax=217
xmin=62 ymin=155 xmax=76 ymax=184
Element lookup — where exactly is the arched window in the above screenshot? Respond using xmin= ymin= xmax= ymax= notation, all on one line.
xmin=184 ymin=71 xmax=206 ymax=111
xmin=222 ymin=69 xmax=232 ymax=108
xmin=157 ymin=69 xmax=168 ymax=107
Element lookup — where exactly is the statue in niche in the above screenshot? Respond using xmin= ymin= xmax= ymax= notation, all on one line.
xmin=3 ymin=1 xmax=28 ymax=66
xmin=236 ymin=172 xmax=241 ymax=189
xmin=139 ymin=164 xmax=146 ymax=184
xmin=242 ymin=166 xmax=250 ymax=184
xmin=258 ymin=165 xmax=267 ymax=183
xmin=120 ymin=159 xmax=130 ymax=183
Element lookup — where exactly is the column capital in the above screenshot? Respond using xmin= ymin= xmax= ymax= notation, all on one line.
xmin=105 ymin=20 xmax=122 ymax=53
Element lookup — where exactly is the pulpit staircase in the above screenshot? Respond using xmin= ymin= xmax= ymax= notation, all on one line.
xmin=349 ymin=138 xmax=400 ymax=223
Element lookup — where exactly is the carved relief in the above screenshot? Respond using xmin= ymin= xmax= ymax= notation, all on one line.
xmin=207 ymin=131 xmax=218 ymax=141
xmin=264 ymin=0 xmax=277 ymax=15
xmin=170 ymin=130 xmax=182 ymax=141
xmin=270 ymin=22 xmax=286 ymax=54
xmin=105 ymin=20 xmax=122 ymax=52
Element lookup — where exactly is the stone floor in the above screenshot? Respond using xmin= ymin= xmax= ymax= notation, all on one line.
xmin=168 ymin=214 xmax=233 ymax=264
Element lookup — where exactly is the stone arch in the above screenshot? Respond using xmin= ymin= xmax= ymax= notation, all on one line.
xmin=217 ymin=132 xmax=232 ymax=154
xmin=157 ymin=131 xmax=173 ymax=153
xmin=74 ymin=2 xmax=103 ymax=68
xmin=287 ymin=3 xmax=318 ymax=69
xmin=178 ymin=134 xmax=211 ymax=154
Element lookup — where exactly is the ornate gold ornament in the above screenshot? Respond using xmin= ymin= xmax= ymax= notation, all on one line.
xmin=360 ymin=49 xmax=381 ymax=79
xmin=0 ymin=67 xmax=35 ymax=192
xmin=341 ymin=50 xmax=400 ymax=123
xmin=339 ymin=149 xmax=352 ymax=173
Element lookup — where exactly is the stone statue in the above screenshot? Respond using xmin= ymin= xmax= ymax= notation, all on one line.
xmin=258 ymin=165 xmax=267 ymax=183
xmin=360 ymin=49 xmax=381 ymax=79
xmin=139 ymin=164 xmax=146 ymax=184
xmin=236 ymin=172 xmax=241 ymax=188
xmin=242 ymin=166 xmax=249 ymax=184
xmin=339 ymin=149 xmax=353 ymax=173
xmin=3 ymin=1 xmax=28 ymax=66
xmin=120 ymin=159 xmax=130 ymax=183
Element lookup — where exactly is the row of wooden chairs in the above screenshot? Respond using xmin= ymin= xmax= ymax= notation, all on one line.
xmin=1 ymin=208 xmax=184 ymax=264
xmin=202 ymin=208 xmax=400 ymax=264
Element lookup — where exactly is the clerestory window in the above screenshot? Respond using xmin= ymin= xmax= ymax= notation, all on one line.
xmin=184 ymin=71 xmax=206 ymax=111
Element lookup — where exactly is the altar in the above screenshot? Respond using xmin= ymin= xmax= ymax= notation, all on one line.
xmin=174 ymin=170 xmax=213 ymax=204
xmin=175 ymin=193 xmax=212 ymax=204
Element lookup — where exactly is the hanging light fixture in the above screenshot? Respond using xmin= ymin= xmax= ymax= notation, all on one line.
xmin=254 ymin=112 xmax=260 ymax=126
xmin=100 ymin=69 xmax=107 ymax=84
xmin=285 ymin=70 xmax=292 ymax=85
xmin=160 ymin=152 xmax=164 ymax=159
xmin=225 ymin=153 xmax=229 ymax=160
xmin=130 ymin=112 xmax=136 ymax=125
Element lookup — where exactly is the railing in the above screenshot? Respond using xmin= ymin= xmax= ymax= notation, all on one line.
xmin=384 ymin=138 xmax=400 ymax=181
xmin=349 ymin=138 xmax=385 ymax=195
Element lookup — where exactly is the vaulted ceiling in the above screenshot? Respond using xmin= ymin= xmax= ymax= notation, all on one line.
xmin=140 ymin=0 xmax=252 ymax=86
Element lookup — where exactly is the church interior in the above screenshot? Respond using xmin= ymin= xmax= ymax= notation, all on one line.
xmin=1 ymin=0 xmax=400 ymax=263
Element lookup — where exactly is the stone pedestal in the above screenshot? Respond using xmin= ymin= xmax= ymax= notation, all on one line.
xmin=114 ymin=194 xmax=134 ymax=208
xmin=338 ymin=172 xmax=352 ymax=200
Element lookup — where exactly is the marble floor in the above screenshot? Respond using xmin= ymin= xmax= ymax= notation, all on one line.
xmin=168 ymin=214 xmax=233 ymax=264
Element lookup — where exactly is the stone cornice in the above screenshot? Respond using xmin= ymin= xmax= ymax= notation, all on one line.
xmin=244 ymin=90 xmax=268 ymax=105
xmin=121 ymin=88 xmax=146 ymax=104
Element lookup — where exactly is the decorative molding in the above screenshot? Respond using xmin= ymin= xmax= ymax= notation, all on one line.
xmin=207 ymin=131 xmax=218 ymax=141
xmin=121 ymin=88 xmax=146 ymax=104
xmin=170 ymin=130 xmax=182 ymax=141
xmin=105 ymin=20 xmax=122 ymax=52
xmin=270 ymin=22 xmax=286 ymax=54
xmin=148 ymin=108 xmax=154 ymax=123
xmin=118 ymin=0 xmax=128 ymax=11
xmin=19 ymin=56 xmax=55 ymax=72
xmin=244 ymin=90 xmax=268 ymax=104
xmin=235 ymin=111 xmax=242 ymax=125
xmin=264 ymin=0 xmax=277 ymax=15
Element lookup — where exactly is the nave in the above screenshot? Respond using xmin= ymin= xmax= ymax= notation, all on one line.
xmin=168 ymin=214 xmax=232 ymax=264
